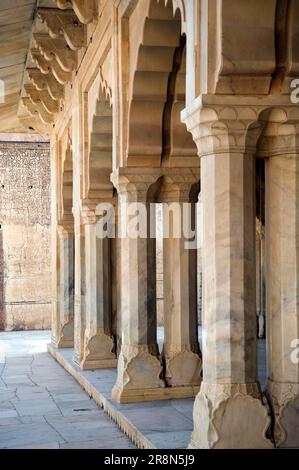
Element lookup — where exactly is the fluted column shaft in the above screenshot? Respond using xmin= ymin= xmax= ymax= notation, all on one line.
xmin=183 ymin=100 xmax=273 ymax=449
xmin=73 ymin=218 xmax=86 ymax=365
xmin=264 ymin=120 xmax=299 ymax=447
xmin=159 ymin=173 xmax=202 ymax=387
xmin=111 ymin=172 xmax=164 ymax=403
xmin=54 ymin=225 xmax=75 ymax=348
xmin=80 ymin=205 xmax=117 ymax=370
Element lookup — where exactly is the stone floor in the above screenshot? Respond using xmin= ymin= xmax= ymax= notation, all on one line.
xmin=0 ymin=331 xmax=135 ymax=449
xmin=0 ymin=330 xmax=267 ymax=449
xmin=48 ymin=328 xmax=267 ymax=449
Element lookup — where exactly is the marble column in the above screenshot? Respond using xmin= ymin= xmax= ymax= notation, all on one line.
xmin=159 ymin=173 xmax=202 ymax=387
xmin=54 ymin=225 xmax=75 ymax=348
xmin=256 ymin=219 xmax=265 ymax=339
xmin=111 ymin=172 xmax=164 ymax=403
xmin=80 ymin=206 xmax=117 ymax=369
xmin=183 ymin=102 xmax=272 ymax=448
xmin=110 ymin=204 xmax=122 ymax=356
xmin=265 ymin=122 xmax=299 ymax=447
xmin=73 ymin=217 xmax=86 ymax=365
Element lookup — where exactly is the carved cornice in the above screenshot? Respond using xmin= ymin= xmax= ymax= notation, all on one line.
xmin=54 ymin=0 xmax=98 ymax=25
xmin=27 ymin=68 xmax=64 ymax=102
xmin=37 ymin=8 xmax=86 ymax=50
xmin=22 ymin=97 xmax=54 ymax=125
xmin=24 ymin=84 xmax=59 ymax=115
xmin=30 ymin=49 xmax=72 ymax=85
xmin=30 ymin=49 xmax=50 ymax=74
xmin=34 ymin=33 xmax=77 ymax=73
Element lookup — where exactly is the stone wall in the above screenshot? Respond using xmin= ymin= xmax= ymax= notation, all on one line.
xmin=0 ymin=139 xmax=51 ymax=330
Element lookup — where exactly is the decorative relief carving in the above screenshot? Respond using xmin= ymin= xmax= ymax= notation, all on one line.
xmin=83 ymin=331 xmax=116 ymax=365
xmin=113 ymin=344 xmax=164 ymax=393
xmin=267 ymin=380 xmax=299 ymax=447
xmin=189 ymin=382 xmax=273 ymax=449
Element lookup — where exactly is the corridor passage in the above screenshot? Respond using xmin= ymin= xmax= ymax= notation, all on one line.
xmin=0 ymin=331 xmax=135 ymax=449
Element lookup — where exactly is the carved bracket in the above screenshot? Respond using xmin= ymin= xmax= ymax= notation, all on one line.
xmin=24 ymin=84 xmax=59 ymax=115
xmin=22 ymin=97 xmax=54 ymax=125
xmin=54 ymin=0 xmax=98 ymax=25
xmin=34 ymin=33 xmax=77 ymax=73
xmin=27 ymin=68 xmax=64 ymax=102
xmin=37 ymin=8 xmax=86 ymax=50
xmin=30 ymin=49 xmax=72 ymax=84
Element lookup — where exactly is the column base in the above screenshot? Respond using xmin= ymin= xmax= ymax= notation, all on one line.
xmin=112 ymin=344 xmax=165 ymax=403
xmin=81 ymin=332 xmax=117 ymax=370
xmin=267 ymin=380 xmax=299 ymax=448
xmin=163 ymin=347 xmax=202 ymax=387
xmin=51 ymin=319 xmax=74 ymax=348
xmin=112 ymin=383 xmax=200 ymax=403
xmin=81 ymin=358 xmax=118 ymax=370
xmin=73 ymin=350 xmax=81 ymax=366
xmin=189 ymin=382 xmax=273 ymax=449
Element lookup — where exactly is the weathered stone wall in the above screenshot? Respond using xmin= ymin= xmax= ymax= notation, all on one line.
xmin=0 ymin=140 xmax=51 ymax=330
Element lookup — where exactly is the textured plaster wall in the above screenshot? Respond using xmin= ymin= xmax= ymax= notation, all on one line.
xmin=0 ymin=141 xmax=51 ymax=331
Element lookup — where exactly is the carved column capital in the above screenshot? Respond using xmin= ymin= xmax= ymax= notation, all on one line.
xmin=258 ymin=114 xmax=299 ymax=157
xmin=182 ymin=95 xmax=299 ymax=158
xmin=111 ymin=169 xmax=161 ymax=203
xmin=157 ymin=168 xmax=200 ymax=203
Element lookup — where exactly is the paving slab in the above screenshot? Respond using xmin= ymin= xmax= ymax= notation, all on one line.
xmin=0 ymin=422 xmax=65 ymax=448
xmin=13 ymin=398 xmax=62 ymax=417
xmin=0 ymin=330 xmax=135 ymax=449
xmin=48 ymin=328 xmax=268 ymax=449
xmin=0 ymin=329 xmax=267 ymax=450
